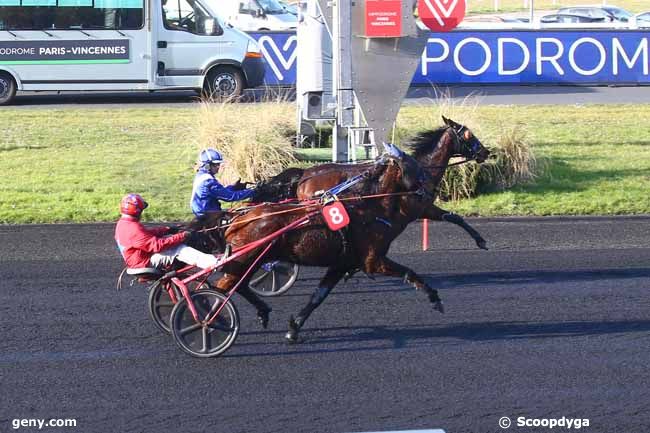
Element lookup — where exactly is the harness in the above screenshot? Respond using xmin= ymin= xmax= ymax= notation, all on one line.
xmin=197 ymin=153 xmax=422 ymax=250
xmin=419 ymin=125 xmax=481 ymax=170
xmin=324 ymin=173 xmax=366 ymax=196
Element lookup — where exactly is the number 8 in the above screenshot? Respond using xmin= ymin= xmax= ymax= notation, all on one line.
xmin=328 ymin=207 xmax=344 ymax=225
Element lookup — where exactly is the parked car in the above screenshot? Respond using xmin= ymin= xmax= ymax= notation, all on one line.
xmin=633 ymin=11 xmax=650 ymax=27
xmin=278 ymin=0 xmax=298 ymax=16
xmin=502 ymin=16 xmax=530 ymax=23
xmin=205 ymin=0 xmax=298 ymax=31
xmin=557 ymin=5 xmax=633 ymax=22
xmin=540 ymin=13 xmax=607 ymax=24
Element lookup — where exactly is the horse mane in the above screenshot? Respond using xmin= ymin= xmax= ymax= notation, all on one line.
xmin=405 ymin=127 xmax=447 ymax=159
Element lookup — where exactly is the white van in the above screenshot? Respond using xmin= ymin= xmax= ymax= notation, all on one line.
xmin=208 ymin=0 xmax=297 ymax=32
xmin=0 ymin=0 xmax=266 ymax=105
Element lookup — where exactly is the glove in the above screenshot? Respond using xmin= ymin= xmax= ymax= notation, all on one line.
xmin=167 ymin=225 xmax=182 ymax=234
xmin=232 ymin=178 xmax=246 ymax=191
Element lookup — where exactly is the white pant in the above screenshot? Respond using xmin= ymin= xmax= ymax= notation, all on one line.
xmin=150 ymin=244 xmax=219 ymax=269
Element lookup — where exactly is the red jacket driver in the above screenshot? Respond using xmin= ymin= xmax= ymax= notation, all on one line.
xmin=115 ymin=214 xmax=187 ymax=269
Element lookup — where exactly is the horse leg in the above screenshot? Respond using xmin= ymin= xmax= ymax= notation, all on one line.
xmin=423 ymin=203 xmax=488 ymax=250
xmin=366 ymin=256 xmax=445 ymax=313
xmin=216 ymin=273 xmax=273 ymax=329
xmin=286 ymin=266 xmax=348 ymax=343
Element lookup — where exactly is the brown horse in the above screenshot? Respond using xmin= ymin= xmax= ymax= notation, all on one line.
xmin=183 ymin=154 xmax=419 ymax=330
xmin=216 ymin=129 xmax=489 ymax=342
xmin=254 ymin=116 xmax=491 ymax=249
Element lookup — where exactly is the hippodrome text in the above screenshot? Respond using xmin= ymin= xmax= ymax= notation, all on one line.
xmin=249 ymin=30 xmax=650 ymax=85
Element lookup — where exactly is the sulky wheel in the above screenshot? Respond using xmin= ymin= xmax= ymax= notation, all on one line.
xmin=148 ymin=280 xmax=209 ymax=334
xmin=248 ymin=261 xmax=299 ymax=297
xmin=170 ymin=289 xmax=239 ymax=358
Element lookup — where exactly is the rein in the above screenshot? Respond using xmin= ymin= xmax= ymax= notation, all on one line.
xmin=198 ymin=190 xmax=420 ymax=233
xmin=418 ymin=125 xmax=480 ymax=170
xmin=295 ymin=162 xmax=375 ymax=187
xmin=420 ymin=156 xmax=476 ymax=170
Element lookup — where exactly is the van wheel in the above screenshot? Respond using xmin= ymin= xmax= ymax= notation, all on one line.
xmin=0 ymin=73 xmax=17 ymax=106
xmin=203 ymin=66 xmax=244 ymax=101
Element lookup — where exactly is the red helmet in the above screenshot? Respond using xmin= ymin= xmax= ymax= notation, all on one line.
xmin=120 ymin=193 xmax=148 ymax=217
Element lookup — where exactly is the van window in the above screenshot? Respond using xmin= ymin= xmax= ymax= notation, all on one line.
xmin=257 ymin=0 xmax=284 ymax=14
xmin=0 ymin=0 xmax=144 ymax=30
xmin=162 ymin=0 xmax=214 ymax=34
xmin=238 ymin=0 xmax=256 ymax=14
xmin=238 ymin=0 xmax=286 ymax=15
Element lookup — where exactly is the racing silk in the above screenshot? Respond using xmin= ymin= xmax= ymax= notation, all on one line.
xmin=114 ymin=215 xmax=186 ymax=269
xmin=190 ymin=168 xmax=254 ymax=217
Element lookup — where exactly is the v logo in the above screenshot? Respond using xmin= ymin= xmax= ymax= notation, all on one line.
xmin=257 ymin=35 xmax=298 ymax=82
xmin=423 ymin=0 xmax=459 ymax=26
xmin=433 ymin=0 xmax=459 ymax=17
xmin=418 ymin=0 xmax=466 ymax=31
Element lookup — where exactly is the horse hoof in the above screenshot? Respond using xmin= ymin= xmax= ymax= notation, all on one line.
xmin=257 ymin=308 xmax=271 ymax=329
xmin=476 ymin=239 xmax=488 ymax=250
xmin=285 ymin=316 xmax=302 ymax=343
xmin=434 ymin=301 xmax=445 ymax=314
xmin=285 ymin=331 xmax=302 ymax=344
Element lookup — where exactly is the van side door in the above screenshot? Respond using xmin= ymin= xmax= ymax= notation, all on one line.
xmin=156 ymin=0 xmax=239 ymax=88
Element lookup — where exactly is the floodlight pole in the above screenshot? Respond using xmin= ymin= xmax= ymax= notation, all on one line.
xmin=332 ymin=0 xmax=353 ymax=162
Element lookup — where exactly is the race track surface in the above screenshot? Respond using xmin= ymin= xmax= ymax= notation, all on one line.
xmin=1 ymin=216 xmax=649 ymax=433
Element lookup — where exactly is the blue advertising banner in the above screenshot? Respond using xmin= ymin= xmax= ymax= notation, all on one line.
xmin=249 ymin=32 xmax=297 ymax=86
xmin=414 ymin=30 xmax=650 ymax=85
xmin=248 ymin=30 xmax=650 ymax=86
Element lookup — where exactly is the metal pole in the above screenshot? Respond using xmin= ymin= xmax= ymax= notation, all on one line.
xmin=422 ymin=219 xmax=429 ymax=251
xmin=529 ymin=0 xmax=534 ymax=25
xmin=331 ymin=0 xmax=353 ymax=162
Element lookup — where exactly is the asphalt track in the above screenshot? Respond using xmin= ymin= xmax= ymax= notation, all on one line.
xmin=1 ymin=216 xmax=649 ymax=433
xmin=10 ymin=85 xmax=650 ymax=107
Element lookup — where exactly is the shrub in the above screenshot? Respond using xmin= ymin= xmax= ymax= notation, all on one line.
xmin=196 ymin=101 xmax=297 ymax=184
xmin=478 ymin=124 xmax=539 ymax=191
xmin=397 ymin=89 xmax=539 ymax=200
xmin=438 ymin=124 xmax=539 ymax=200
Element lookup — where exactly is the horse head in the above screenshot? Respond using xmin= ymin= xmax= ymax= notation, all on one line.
xmin=408 ymin=117 xmax=490 ymax=168
xmin=251 ymin=167 xmax=305 ymax=203
xmin=442 ymin=116 xmax=490 ymax=163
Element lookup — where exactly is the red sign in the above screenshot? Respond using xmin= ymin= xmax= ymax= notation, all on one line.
xmin=322 ymin=202 xmax=350 ymax=231
xmin=365 ymin=0 xmax=402 ymax=38
xmin=417 ymin=0 xmax=466 ymax=32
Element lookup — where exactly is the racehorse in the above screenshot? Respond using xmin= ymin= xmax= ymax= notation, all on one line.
xmin=184 ymin=153 xmax=418 ymax=325
xmin=253 ymin=116 xmax=491 ymax=249
xmin=214 ymin=128 xmax=490 ymax=343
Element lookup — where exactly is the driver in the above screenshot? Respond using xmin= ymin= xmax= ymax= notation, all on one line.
xmin=115 ymin=193 xmax=219 ymax=270
xmin=190 ymin=148 xmax=255 ymax=220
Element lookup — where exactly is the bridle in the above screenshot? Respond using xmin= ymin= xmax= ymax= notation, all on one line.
xmin=419 ymin=125 xmax=484 ymax=170
xmin=412 ymin=125 xmax=485 ymax=199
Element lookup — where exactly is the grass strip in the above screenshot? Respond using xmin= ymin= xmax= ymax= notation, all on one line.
xmin=1 ymin=104 xmax=649 ymax=223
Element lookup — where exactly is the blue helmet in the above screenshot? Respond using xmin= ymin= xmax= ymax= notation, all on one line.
xmin=198 ymin=148 xmax=224 ymax=167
